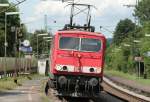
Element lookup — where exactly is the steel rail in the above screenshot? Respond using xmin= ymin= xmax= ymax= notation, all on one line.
xmin=102 ymin=77 xmax=150 ymax=102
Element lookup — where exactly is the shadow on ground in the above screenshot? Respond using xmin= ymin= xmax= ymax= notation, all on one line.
xmin=0 ymin=91 xmax=26 ymax=96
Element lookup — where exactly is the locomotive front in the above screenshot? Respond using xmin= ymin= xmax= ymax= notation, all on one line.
xmin=48 ymin=31 xmax=106 ymax=97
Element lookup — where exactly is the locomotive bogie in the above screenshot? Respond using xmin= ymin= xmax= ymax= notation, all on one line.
xmin=48 ymin=74 xmax=103 ymax=97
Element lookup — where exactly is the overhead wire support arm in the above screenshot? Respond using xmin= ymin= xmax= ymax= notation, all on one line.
xmin=100 ymin=26 xmax=114 ymax=34
xmin=62 ymin=1 xmax=97 ymax=32
xmin=65 ymin=3 xmax=96 ymax=30
xmin=70 ymin=3 xmax=74 ymax=26
xmin=87 ymin=5 xmax=91 ymax=27
xmin=74 ymin=6 xmax=88 ymax=15
xmin=73 ymin=7 xmax=88 ymax=16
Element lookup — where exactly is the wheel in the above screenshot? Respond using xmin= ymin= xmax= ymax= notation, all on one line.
xmin=48 ymin=79 xmax=55 ymax=88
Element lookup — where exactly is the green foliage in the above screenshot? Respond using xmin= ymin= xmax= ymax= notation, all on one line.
xmin=106 ymin=0 xmax=150 ymax=77
xmin=139 ymin=22 xmax=150 ymax=76
xmin=30 ymin=30 xmax=52 ymax=57
xmin=106 ymin=38 xmax=112 ymax=47
xmin=106 ymin=43 xmax=133 ymax=73
xmin=106 ymin=0 xmax=150 ymax=75
xmin=135 ymin=0 xmax=150 ymax=24
xmin=0 ymin=0 xmax=23 ymax=57
xmin=106 ymin=18 xmax=135 ymax=74
xmin=113 ymin=18 xmax=135 ymax=45
xmin=105 ymin=70 xmax=150 ymax=85
xmin=19 ymin=24 xmax=27 ymax=40
xmin=0 ymin=0 xmax=8 ymax=3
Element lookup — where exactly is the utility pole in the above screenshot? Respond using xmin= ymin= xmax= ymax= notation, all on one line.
xmin=123 ymin=0 xmax=139 ymax=25
xmin=4 ymin=12 xmax=19 ymax=77
xmin=37 ymin=33 xmax=48 ymax=59
xmin=123 ymin=0 xmax=140 ymax=78
xmin=44 ymin=14 xmax=48 ymax=32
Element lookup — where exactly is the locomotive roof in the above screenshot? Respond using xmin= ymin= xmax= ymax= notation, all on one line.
xmin=56 ymin=30 xmax=105 ymax=38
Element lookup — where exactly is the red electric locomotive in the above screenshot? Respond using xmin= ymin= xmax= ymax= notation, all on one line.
xmin=46 ymin=3 xmax=106 ymax=97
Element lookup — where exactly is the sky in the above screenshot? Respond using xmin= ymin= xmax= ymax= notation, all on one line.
xmin=9 ymin=0 xmax=136 ymax=38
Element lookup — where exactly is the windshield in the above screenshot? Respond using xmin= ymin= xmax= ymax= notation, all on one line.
xmin=59 ymin=37 xmax=80 ymax=50
xmin=59 ymin=37 xmax=101 ymax=52
xmin=81 ymin=38 xmax=101 ymax=52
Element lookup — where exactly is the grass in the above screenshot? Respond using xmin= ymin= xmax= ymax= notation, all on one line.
xmin=0 ymin=76 xmax=29 ymax=90
xmin=40 ymin=93 xmax=51 ymax=102
xmin=0 ymin=78 xmax=17 ymax=90
xmin=104 ymin=70 xmax=150 ymax=86
xmin=39 ymin=77 xmax=51 ymax=102
xmin=0 ymin=74 xmax=51 ymax=102
xmin=0 ymin=74 xmax=44 ymax=91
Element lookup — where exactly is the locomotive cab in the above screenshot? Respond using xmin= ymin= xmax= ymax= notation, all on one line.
xmin=47 ymin=30 xmax=106 ymax=97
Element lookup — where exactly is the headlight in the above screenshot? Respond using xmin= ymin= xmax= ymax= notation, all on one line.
xmin=55 ymin=65 xmax=74 ymax=72
xmin=62 ymin=66 xmax=67 ymax=71
xmin=56 ymin=65 xmax=62 ymax=71
xmin=96 ymin=68 xmax=102 ymax=73
xmin=82 ymin=67 xmax=102 ymax=73
xmin=89 ymin=68 xmax=95 ymax=72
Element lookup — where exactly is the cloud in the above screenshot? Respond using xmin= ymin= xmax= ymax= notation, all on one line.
xmin=33 ymin=0 xmax=135 ymax=17
xmin=34 ymin=1 xmax=68 ymax=16
xmin=25 ymin=0 xmax=136 ymax=23
xmin=70 ymin=0 xmax=136 ymax=16
xmin=23 ymin=0 xmax=69 ymax=24
xmin=24 ymin=16 xmax=41 ymax=23
xmin=22 ymin=0 xmax=136 ymax=37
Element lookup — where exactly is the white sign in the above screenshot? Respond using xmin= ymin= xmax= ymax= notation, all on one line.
xmin=19 ymin=46 xmax=32 ymax=52
xmin=38 ymin=60 xmax=46 ymax=75
xmin=25 ymin=55 xmax=32 ymax=59
xmin=134 ymin=57 xmax=143 ymax=62
xmin=23 ymin=40 xmax=30 ymax=47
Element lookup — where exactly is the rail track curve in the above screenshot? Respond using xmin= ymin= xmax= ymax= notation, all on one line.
xmin=102 ymin=77 xmax=150 ymax=102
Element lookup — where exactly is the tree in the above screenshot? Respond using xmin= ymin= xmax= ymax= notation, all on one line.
xmin=106 ymin=19 xmax=136 ymax=74
xmin=0 ymin=0 xmax=8 ymax=3
xmin=0 ymin=0 xmax=21 ymax=57
xmin=113 ymin=18 xmax=135 ymax=45
xmin=138 ymin=22 xmax=150 ymax=75
xmin=30 ymin=30 xmax=52 ymax=57
xmin=18 ymin=23 xmax=27 ymax=40
xmin=106 ymin=0 xmax=150 ymax=76
xmin=135 ymin=0 xmax=150 ymax=25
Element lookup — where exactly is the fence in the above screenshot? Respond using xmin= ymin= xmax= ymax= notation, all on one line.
xmin=0 ymin=57 xmax=38 ymax=78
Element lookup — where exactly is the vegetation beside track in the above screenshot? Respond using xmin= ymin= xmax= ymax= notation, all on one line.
xmin=105 ymin=70 xmax=150 ymax=86
xmin=39 ymin=77 xmax=52 ymax=102
xmin=106 ymin=0 xmax=150 ymax=78
xmin=40 ymin=93 xmax=51 ymax=102
xmin=0 ymin=74 xmax=43 ymax=90
xmin=0 ymin=77 xmax=18 ymax=90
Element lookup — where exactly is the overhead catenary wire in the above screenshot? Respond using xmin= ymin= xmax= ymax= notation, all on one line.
xmin=0 ymin=0 xmax=27 ymax=14
xmin=100 ymin=26 xmax=114 ymax=34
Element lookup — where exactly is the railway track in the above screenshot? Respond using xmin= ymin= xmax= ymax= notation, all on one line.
xmin=47 ymin=86 xmax=124 ymax=102
xmin=47 ymin=77 xmax=150 ymax=102
xmin=47 ymin=91 xmax=125 ymax=102
xmin=102 ymin=77 xmax=150 ymax=102
xmin=58 ymin=97 xmax=95 ymax=102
